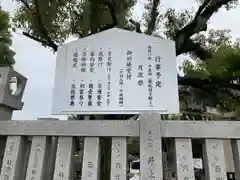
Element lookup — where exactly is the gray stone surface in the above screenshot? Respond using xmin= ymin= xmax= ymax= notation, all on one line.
xmin=53 ymin=137 xmax=75 ymax=180
xmin=162 ymin=121 xmax=240 ymax=138
xmin=0 ymin=136 xmax=28 ymax=180
xmin=203 ymin=139 xmax=227 ymax=180
xmin=0 ymin=120 xmax=139 ymax=137
xmin=0 ymin=67 xmax=27 ymax=110
xmin=2 ymin=120 xmax=240 ymax=138
xmin=139 ymin=113 xmax=163 ymax=180
xmin=174 ymin=138 xmax=194 ymax=180
xmin=81 ymin=137 xmax=100 ymax=180
xmin=25 ymin=136 xmax=50 ymax=180
xmin=0 ymin=68 xmax=27 ymax=176
xmin=0 ymin=113 xmax=240 ymax=180
xmin=110 ymin=137 xmax=127 ymax=180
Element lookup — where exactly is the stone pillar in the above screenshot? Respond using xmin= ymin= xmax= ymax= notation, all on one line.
xmin=0 ymin=67 xmax=27 ymax=170
xmin=37 ymin=118 xmax=59 ymax=180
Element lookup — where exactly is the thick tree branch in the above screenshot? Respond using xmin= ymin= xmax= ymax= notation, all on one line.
xmin=104 ymin=0 xmax=117 ymax=27
xmin=129 ymin=19 xmax=142 ymax=33
xmin=19 ymin=0 xmax=58 ymax=51
xmin=195 ymin=0 xmax=211 ymax=17
xmin=22 ymin=32 xmax=58 ymax=51
xmin=145 ymin=0 xmax=160 ymax=35
xmin=97 ymin=0 xmax=118 ymax=33
xmin=34 ymin=0 xmax=58 ymax=51
xmin=178 ymin=76 xmax=240 ymax=91
xmin=175 ymin=0 xmax=232 ymax=59
xmin=89 ymin=1 xmax=99 ymax=34
xmin=176 ymin=39 xmax=212 ymax=59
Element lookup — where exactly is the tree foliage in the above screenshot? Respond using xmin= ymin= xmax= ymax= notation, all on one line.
xmin=11 ymin=0 xmax=240 ymax=113
xmin=181 ymin=38 xmax=240 ymax=115
xmin=13 ymin=0 xmax=135 ymax=51
xmin=0 ymin=6 xmax=15 ymax=67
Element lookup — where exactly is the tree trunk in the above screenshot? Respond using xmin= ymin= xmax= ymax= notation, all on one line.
xmin=90 ymin=0 xmax=99 ymax=34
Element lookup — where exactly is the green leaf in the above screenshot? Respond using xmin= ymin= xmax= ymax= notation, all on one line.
xmin=0 ymin=7 xmax=15 ymax=67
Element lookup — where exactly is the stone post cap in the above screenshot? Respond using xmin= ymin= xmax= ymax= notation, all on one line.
xmin=0 ymin=67 xmax=27 ymax=110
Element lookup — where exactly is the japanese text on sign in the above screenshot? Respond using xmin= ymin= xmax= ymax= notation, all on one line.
xmin=52 ymin=28 xmax=179 ymax=114
xmin=67 ymin=46 xmax=164 ymax=110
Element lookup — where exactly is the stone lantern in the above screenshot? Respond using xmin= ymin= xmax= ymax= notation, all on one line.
xmin=0 ymin=67 xmax=27 ymax=120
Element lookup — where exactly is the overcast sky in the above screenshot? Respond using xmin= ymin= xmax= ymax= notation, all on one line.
xmin=1 ymin=0 xmax=240 ymax=120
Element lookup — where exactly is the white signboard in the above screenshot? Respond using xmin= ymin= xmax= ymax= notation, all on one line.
xmin=52 ymin=28 xmax=179 ymax=114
